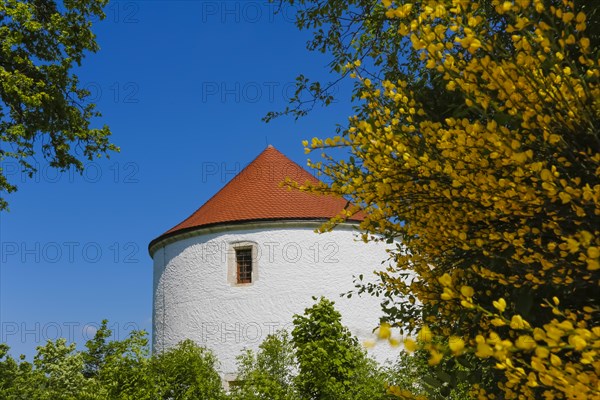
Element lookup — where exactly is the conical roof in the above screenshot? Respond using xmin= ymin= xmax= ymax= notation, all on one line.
xmin=149 ymin=145 xmax=363 ymax=250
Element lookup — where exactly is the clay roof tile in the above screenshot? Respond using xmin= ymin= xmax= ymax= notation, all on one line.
xmin=151 ymin=146 xmax=363 ymax=247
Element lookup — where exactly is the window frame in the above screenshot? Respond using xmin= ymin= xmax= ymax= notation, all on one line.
xmin=227 ymin=241 xmax=258 ymax=286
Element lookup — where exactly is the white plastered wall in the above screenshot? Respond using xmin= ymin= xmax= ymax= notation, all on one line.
xmin=152 ymin=221 xmax=398 ymax=376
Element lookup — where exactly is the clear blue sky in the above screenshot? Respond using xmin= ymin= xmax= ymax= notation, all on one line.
xmin=0 ymin=0 xmax=356 ymax=358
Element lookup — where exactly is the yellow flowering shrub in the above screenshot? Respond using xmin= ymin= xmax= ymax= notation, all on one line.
xmin=295 ymin=1 xmax=600 ymax=398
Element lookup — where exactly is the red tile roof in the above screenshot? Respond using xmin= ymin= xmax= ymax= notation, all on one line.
xmin=150 ymin=146 xmax=363 ymax=247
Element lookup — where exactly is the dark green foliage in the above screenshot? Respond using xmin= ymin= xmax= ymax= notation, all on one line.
xmin=151 ymin=339 xmax=226 ymax=400
xmin=0 ymin=0 xmax=117 ymax=210
xmin=231 ymin=331 xmax=299 ymax=400
xmin=0 ymin=322 xmax=226 ymax=400
xmin=233 ymin=297 xmax=389 ymax=400
xmin=385 ymin=348 xmax=488 ymax=400
xmin=89 ymin=325 xmax=151 ymax=399
xmin=0 ymin=338 xmax=98 ymax=400
xmin=82 ymin=319 xmax=113 ymax=378
xmin=292 ymin=297 xmax=371 ymax=399
xmin=0 ymin=311 xmax=484 ymax=399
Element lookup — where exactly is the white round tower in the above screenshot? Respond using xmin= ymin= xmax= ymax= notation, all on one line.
xmin=149 ymin=146 xmax=394 ymax=380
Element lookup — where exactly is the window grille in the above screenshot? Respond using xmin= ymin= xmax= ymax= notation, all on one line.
xmin=236 ymin=248 xmax=252 ymax=283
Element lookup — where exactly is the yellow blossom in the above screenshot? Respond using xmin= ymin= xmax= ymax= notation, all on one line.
xmin=404 ymin=337 xmax=417 ymax=353
xmin=493 ymin=298 xmax=507 ymax=313
xmin=448 ymin=336 xmax=465 ymax=354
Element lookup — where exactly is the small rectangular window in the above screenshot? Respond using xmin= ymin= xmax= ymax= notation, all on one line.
xmin=236 ymin=248 xmax=252 ymax=283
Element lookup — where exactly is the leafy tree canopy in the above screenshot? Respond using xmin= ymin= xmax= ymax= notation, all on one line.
xmin=0 ymin=321 xmax=226 ymax=399
xmin=232 ymin=297 xmax=389 ymax=400
xmin=0 ymin=0 xmax=117 ymax=210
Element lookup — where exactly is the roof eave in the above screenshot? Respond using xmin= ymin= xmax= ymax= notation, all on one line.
xmin=148 ymin=217 xmax=363 ymax=257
